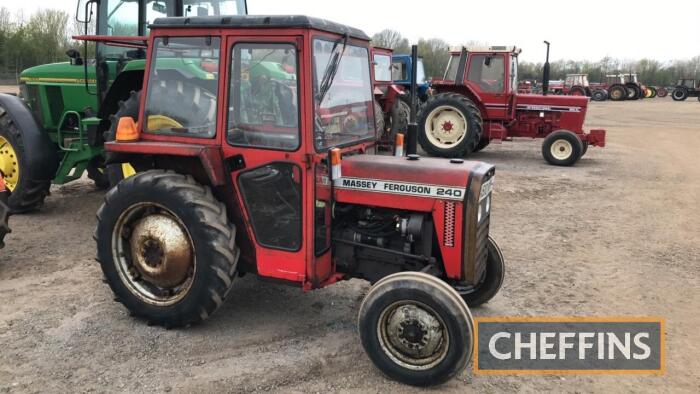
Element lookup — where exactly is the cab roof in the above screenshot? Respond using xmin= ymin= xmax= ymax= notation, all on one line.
xmin=151 ymin=15 xmax=370 ymax=40
xmin=448 ymin=45 xmax=521 ymax=55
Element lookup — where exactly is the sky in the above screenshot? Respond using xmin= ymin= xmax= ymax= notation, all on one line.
xmin=4 ymin=0 xmax=700 ymax=63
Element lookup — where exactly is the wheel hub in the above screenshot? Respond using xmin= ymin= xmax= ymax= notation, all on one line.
xmin=426 ymin=106 xmax=467 ymax=148
xmin=129 ymin=213 xmax=193 ymax=288
xmin=385 ymin=304 xmax=445 ymax=362
xmin=550 ymin=139 xmax=573 ymax=160
xmin=0 ymin=136 xmax=19 ymax=191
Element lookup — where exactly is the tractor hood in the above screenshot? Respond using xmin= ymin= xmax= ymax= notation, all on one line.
xmin=19 ymin=61 xmax=94 ymax=83
xmin=334 ymin=154 xmax=494 ymax=208
xmin=515 ymin=93 xmax=588 ymax=109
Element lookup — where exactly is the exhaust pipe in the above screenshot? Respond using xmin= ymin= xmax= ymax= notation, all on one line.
xmin=542 ymin=40 xmax=550 ymax=96
xmin=406 ymin=44 xmax=419 ymax=155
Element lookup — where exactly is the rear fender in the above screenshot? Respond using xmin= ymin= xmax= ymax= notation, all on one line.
xmin=0 ymin=93 xmax=59 ymax=181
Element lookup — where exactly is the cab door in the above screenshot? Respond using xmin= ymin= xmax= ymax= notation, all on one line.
xmin=465 ymin=53 xmax=508 ymax=120
xmin=220 ymin=35 xmax=309 ymax=283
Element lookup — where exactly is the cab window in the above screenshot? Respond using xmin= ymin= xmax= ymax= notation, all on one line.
xmin=227 ymin=43 xmax=300 ymax=150
xmin=392 ymin=59 xmax=407 ymax=81
xmin=143 ymin=37 xmax=220 ymax=138
xmin=373 ymin=54 xmax=392 ymax=82
xmin=467 ymin=54 xmax=505 ymax=93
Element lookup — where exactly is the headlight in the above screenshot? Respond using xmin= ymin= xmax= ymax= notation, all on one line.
xmin=478 ymin=177 xmax=494 ymax=223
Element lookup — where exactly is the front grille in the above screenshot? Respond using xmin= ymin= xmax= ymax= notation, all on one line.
xmin=443 ymin=201 xmax=456 ymax=247
xmin=474 ymin=215 xmax=490 ymax=283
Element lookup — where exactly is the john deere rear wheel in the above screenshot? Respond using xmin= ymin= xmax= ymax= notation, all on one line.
xmin=0 ymin=109 xmax=51 ymax=213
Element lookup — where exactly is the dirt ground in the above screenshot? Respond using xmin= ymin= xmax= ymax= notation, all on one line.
xmin=1 ymin=98 xmax=699 ymax=393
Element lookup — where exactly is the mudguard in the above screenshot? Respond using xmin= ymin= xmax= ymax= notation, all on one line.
xmin=0 ymin=93 xmax=60 ymax=181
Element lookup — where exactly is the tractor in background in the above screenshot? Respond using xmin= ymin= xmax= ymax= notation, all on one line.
xmin=371 ymin=47 xmax=410 ymax=150
xmin=391 ymin=54 xmax=432 ymax=103
xmin=93 ymin=14 xmax=506 ymax=386
xmin=421 ymin=45 xmax=606 ymax=166
xmin=671 ymin=79 xmax=700 ymax=101
xmin=0 ymin=0 xmax=247 ymax=213
xmin=561 ymin=74 xmax=608 ymax=101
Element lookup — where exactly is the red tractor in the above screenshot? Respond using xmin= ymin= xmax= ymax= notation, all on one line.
xmin=371 ymin=46 xmax=410 ymax=149
xmin=91 ymin=15 xmax=505 ymax=386
xmin=561 ymin=74 xmax=608 ymax=101
xmin=421 ymin=46 xmax=606 ymax=166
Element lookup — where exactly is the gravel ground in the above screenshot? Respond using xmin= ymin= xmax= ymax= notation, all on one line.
xmin=1 ymin=98 xmax=699 ymax=393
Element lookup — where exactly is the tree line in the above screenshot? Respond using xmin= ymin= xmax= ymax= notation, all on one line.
xmin=1 ymin=9 xmax=698 ymax=87
xmin=372 ymin=29 xmax=700 ymax=86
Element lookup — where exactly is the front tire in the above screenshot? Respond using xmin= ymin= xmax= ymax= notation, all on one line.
xmin=591 ymin=89 xmax=607 ymax=101
xmin=95 ymin=170 xmax=239 ymax=328
xmin=0 ymin=109 xmax=51 ymax=213
xmin=541 ymin=130 xmax=583 ymax=166
xmin=418 ymin=93 xmax=483 ymax=158
xmin=358 ymin=272 xmax=473 ymax=386
xmin=453 ymin=237 xmax=505 ymax=307
xmin=672 ymin=87 xmax=688 ymax=101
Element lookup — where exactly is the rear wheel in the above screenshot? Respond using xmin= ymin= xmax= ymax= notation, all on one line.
xmin=0 ymin=109 xmax=51 ymax=213
xmin=95 ymin=170 xmax=239 ymax=328
xmin=625 ymin=83 xmax=640 ymax=100
xmin=656 ymin=87 xmax=668 ymax=98
xmin=569 ymin=86 xmax=586 ymax=96
xmin=473 ymin=138 xmax=490 ymax=153
xmin=452 ymin=237 xmax=505 ymax=307
xmin=359 ymin=271 xmax=473 ymax=386
xmin=374 ymin=99 xmax=386 ymax=136
xmin=591 ymin=89 xmax=607 ymax=101
xmin=608 ymin=85 xmax=627 ymax=101
xmin=418 ymin=93 xmax=483 ymax=158
xmin=649 ymin=87 xmax=657 ymax=98
xmin=541 ymin=130 xmax=583 ymax=166
xmin=672 ymin=87 xmax=688 ymax=101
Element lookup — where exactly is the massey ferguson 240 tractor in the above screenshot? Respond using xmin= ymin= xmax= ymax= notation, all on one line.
xmin=92 ymin=15 xmax=505 ymax=386
xmin=420 ymin=46 xmax=606 ymax=166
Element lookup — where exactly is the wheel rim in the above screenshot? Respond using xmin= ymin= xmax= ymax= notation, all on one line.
xmin=425 ymin=105 xmax=467 ymax=148
xmin=377 ymin=301 xmax=449 ymax=370
xmin=0 ymin=135 xmax=19 ymax=191
xmin=112 ymin=202 xmax=195 ymax=306
xmin=611 ymin=89 xmax=622 ymax=100
xmin=550 ymin=139 xmax=573 ymax=161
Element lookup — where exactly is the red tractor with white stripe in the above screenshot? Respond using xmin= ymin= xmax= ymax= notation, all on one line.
xmin=92 ymin=15 xmax=505 ymax=386
xmin=420 ymin=46 xmax=606 ymax=166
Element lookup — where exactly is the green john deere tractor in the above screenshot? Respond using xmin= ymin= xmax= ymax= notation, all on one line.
xmin=0 ymin=0 xmax=247 ymax=213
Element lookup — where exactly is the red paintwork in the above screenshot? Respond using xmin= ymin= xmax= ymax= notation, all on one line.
xmin=105 ymin=24 xmax=483 ymax=290
xmin=432 ymin=50 xmax=606 ymax=147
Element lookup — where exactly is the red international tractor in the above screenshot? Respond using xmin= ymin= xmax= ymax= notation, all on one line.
xmin=91 ymin=15 xmax=505 ymax=386
xmin=560 ymin=74 xmax=608 ymax=101
xmin=421 ymin=45 xmax=606 ymax=166
xmin=371 ymin=47 xmax=410 ymax=149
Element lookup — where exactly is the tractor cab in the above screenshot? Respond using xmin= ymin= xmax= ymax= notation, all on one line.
xmin=565 ymin=74 xmax=590 ymax=87
xmin=95 ymin=15 xmax=505 ymax=386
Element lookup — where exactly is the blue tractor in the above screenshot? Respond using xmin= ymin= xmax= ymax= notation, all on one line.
xmin=391 ymin=55 xmax=431 ymax=103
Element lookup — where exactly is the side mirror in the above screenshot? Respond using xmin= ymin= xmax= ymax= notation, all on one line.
xmin=66 ymin=49 xmax=83 ymax=66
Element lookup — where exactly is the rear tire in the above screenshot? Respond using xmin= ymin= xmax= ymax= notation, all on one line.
xmin=591 ymin=89 xmax=607 ymax=101
xmin=358 ymin=271 xmax=473 ymax=386
xmin=541 ymin=130 xmax=583 ymax=166
xmin=649 ymin=87 xmax=657 ymax=98
xmin=569 ymin=86 xmax=586 ymax=96
xmin=656 ymin=87 xmax=668 ymax=98
xmin=625 ymin=83 xmax=640 ymax=100
xmin=95 ymin=170 xmax=239 ymax=328
xmin=672 ymin=87 xmax=688 ymax=101
xmin=453 ymin=237 xmax=505 ymax=307
xmin=608 ymin=85 xmax=627 ymax=101
xmin=374 ymin=99 xmax=386 ymax=136
xmin=418 ymin=93 xmax=483 ymax=158
xmin=473 ymin=138 xmax=490 ymax=153
xmin=0 ymin=109 xmax=51 ymax=213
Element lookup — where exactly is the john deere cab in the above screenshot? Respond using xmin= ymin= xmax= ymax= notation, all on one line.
xmin=0 ymin=0 xmax=247 ymax=212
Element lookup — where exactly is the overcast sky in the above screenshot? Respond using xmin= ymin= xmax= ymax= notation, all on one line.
xmin=6 ymin=0 xmax=700 ymax=62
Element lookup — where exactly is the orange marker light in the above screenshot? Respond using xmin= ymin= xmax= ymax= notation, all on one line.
xmin=330 ymin=148 xmax=342 ymax=180
xmin=115 ymin=117 xmax=140 ymax=142
xmin=395 ymin=133 xmax=405 ymax=157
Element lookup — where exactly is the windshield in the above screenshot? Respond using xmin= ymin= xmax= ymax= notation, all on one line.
xmin=444 ymin=54 xmax=460 ymax=81
xmin=313 ymin=39 xmax=375 ymax=151
xmin=417 ymin=59 xmax=426 ymax=83
xmin=183 ymin=0 xmax=247 ymax=16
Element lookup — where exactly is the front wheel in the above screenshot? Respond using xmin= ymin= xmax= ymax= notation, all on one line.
xmin=453 ymin=237 xmax=505 ymax=307
xmin=418 ymin=93 xmax=483 ymax=158
xmin=591 ymin=89 xmax=607 ymax=101
xmin=541 ymin=130 xmax=583 ymax=166
xmin=358 ymin=272 xmax=473 ymax=386
xmin=95 ymin=170 xmax=239 ymax=328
